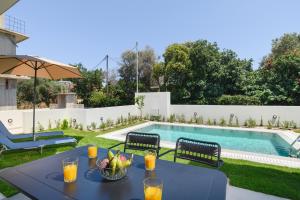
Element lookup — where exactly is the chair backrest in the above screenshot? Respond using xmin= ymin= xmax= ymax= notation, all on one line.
xmin=0 ymin=121 xmax=11 ymax=138
xmin=124 ymin=132 xmax=160 ymax=154
xmin=174 ymin=137 xmax=222 ymax=168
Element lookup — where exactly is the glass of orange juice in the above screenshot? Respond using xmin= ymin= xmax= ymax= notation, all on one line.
xmin=63 ymin=157 xmax=78 ymax=183
xmin=144 ymin=177 xmax=163 ymax=200
xmin=144 ymin=150 xmax=156 ymax=171
xmin=88 ymin=145 xmax=98 ymax=158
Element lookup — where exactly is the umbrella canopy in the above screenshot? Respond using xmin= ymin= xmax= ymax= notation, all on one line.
xmin=0 ymin=55 xmax=82 ymax=140
xmin=0 ymin=55 xmax=81 ymax=79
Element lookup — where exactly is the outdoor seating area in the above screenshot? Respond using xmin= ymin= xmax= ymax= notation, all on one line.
xmin=1 ymin=1 xmax=300 ymax=200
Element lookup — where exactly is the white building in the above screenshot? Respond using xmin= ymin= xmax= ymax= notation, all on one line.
xmin=0 ymin=0 xmax=29 ymax=110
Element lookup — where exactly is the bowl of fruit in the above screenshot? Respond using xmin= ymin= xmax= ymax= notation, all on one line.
xmin=97 ymin=150 xmax=133 ymax=181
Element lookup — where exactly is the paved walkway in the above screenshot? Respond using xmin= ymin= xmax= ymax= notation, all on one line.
xmin=0 ymin=187 xmax=289 ymax=200
xmin=227 ymin=186 xmax=289 ymax=200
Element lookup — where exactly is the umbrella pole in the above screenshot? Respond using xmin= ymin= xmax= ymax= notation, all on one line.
xmin=33 ymin=67 xmax=37 ymax=141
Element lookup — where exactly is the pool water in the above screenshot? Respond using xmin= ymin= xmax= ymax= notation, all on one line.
xmin=136 ymin=124 xmax=294 ymax=157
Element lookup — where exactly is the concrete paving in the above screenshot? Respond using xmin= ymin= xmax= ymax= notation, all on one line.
xmin=227 ymin=186 xmax=289 ymax=200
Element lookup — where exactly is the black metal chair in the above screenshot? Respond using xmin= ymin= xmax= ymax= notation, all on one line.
xmin=159 ymin=137 xmax=224 ymax=168
xmin=108 ymin=132 xmax=161 ymax=155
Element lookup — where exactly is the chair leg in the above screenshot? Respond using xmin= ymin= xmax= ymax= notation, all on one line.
xmin=0 ymin=145 xmax=7 ymax=156
xmin=40 ymin=146 xmax=44 ymax=155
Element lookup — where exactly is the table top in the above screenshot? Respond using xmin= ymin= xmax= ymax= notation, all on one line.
xmin=0 ymin=146 xmax=227 ymax=200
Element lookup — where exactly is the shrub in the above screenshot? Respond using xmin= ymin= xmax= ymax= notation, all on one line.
xmin=37 ymin=122 xmax=44 ymax=132
xmin=235 ymin=117 xmax=239 ymax=127
xmin=78 ymin=123 xmax=83 ymax=130
xmin=61 ymin=119 xmax=69 ymax=130
xmin=178 ymin=114 xmax=186 ymax=123
xmin=168 ymin=114 xmax=176 ymax=123
xmin=48 ymin=120 xmax=52 ymax=130
xmin=219 ymin=118 xmax=226 ymax=126
xmin=150 ymin=115 xmax=161 ymax=121
xmin=260 ymin=116 xmax=263 ymax=126
xmin=91 ymin=122 xmax=97 ymax=130
xmin=106 ymin=119 xmax=114 ymax=128
xmin=195 ymin=116 xmax=204 ymax=124
xmin=244 ymin=118 xmax=256 ymax=128
xmin=267 ymin=120 xmax=272 ymax=129
xmin=213 ymin=119 xmax=217 ymax=125
xmin=276 ymin=117 xmax=280 ymax=128
xmin=217 ymin=95 xmax=261 ymax=105
xmin=55 ymin=119 xmax=61 ymax=129
xmin=100 ymin=122 xmax=106 ymax=130
xmin=207 ymin=118 xmax=212 ymax=125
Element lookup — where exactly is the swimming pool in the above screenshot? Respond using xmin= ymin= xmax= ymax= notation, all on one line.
xmin=136 ymin=124 xmax=294 ymax=157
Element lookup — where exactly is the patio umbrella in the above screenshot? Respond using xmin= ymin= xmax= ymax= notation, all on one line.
xmin=0 ymin=55 xmax=82 ymax=141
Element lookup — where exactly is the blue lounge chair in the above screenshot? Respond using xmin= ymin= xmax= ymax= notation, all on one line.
xmin=0 ymin=136 xmax=76 ymax=154
xmin=0 ymin=121 xmax=64 ymax=140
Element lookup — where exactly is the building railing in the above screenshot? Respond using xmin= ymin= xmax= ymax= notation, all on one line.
xmin=4 ymin=15 xmax=26 ymax=34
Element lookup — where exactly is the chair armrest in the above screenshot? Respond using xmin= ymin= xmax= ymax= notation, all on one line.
xmin=108 ymin=142 xmax=125 ymax=149
xmin=158 ymin=149 xmax=175 ymax=158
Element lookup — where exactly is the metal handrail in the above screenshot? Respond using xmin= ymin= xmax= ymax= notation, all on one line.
xmin=4 ymin=15 xmax=26 ymax=34
xmin=289 ymin=135 xmax=300 ymax=158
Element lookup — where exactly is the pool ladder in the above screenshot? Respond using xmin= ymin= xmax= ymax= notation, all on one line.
xmin=289 ymin=135 xmax=300 ymax=158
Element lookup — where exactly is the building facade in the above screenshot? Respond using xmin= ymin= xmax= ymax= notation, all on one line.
xmin=0 ymin=0 xmax=29 ymax=110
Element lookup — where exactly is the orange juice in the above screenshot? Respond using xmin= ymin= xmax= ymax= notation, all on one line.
xmin=88 ymin=146 xmax=97 ymax=158
xmin=144 ymin=186 xmax=162 ymax=200
xmin=145 ymin=154 xmax=156 ymax=171
xmin=63 ymin=164 xmax=77 ymax=183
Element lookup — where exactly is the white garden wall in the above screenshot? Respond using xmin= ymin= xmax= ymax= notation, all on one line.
xmin=0 ymin=105 xmax=138 ymax=133
xmin=136 ymin=92 xmax=170 ymax=118
xmin=171 ymin=105 xmax=300 ymax=126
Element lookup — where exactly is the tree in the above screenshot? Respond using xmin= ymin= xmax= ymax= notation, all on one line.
xmin=17 ymin=79 xmax=60 ymax=108
xmin=68 ymin=63 xmax=105 ymax=106
xmin=163 ymin=43 xmax=191 ymax=103
xmin=89 ymin=90 xmax=121 ymax=107
xmin=135 ymin=95 xmax=145 ymax=118
xmin=257 ymin=33 xmax=300 ymax=105
xmin=118 ymin=46 xmax=156 ymax=104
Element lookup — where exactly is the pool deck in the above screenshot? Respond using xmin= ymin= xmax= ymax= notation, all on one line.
xmin=98 ymin=121 xmax=300 ymax=168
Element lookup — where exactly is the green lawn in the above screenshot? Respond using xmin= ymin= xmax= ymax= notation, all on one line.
xmin=1 ymin=122 xmax=300 ymax=200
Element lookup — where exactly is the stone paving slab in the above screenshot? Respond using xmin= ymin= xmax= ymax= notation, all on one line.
xmin=227 ymin=186 xmax=289 ymax=200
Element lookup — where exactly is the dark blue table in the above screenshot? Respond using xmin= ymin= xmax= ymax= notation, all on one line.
xmin=0 ymin=146 xmax=227 ymax=200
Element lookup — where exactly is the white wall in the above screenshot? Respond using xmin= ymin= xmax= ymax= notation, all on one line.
xmin=0 ymin=105 xmax=138 ymax=133
xmin=85 ymin=105 xmax=138 ymax=127
xmin=171 ymin=105 xmax=300 ymax=126
xmin=136 ymin=92 xmax=170 ymax=118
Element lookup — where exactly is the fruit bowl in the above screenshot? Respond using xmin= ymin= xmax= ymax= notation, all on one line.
xmin=98 ymin=164 xmax=128 ymax=181
xmin=96 ymin=151 xmax=133 ymax=181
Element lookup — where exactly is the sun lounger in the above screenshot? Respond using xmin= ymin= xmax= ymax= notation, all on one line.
xmin=0 ymin=121 xmax=63 ymax=140
xmin=0 ymin=136 xmax=76 ymax=154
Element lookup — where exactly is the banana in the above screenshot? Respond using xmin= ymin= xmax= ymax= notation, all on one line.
xmin=110 ymin=156 xmax=117 ymax=175
xmin=107 ymin=150 xmax=114 ymax=161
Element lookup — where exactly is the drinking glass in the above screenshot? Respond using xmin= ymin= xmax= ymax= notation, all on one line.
xmin=63 ymin=157 xmax=78 ymax=183
xmin=144 ymin=177 xmax=163 ymax=200
xmin=144 ymin=150 xmax=156 ymax=171
xmin=88 ymin=145 xmax=98 ymax=159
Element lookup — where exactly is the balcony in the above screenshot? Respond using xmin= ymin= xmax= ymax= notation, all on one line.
xmin=0 ymin=14 xmax=28 ymax=43
xmin=4 ymin=15 xmax=25 ymax=34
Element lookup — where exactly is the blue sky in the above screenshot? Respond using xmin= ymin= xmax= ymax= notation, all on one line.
xmin=7 ymin=0 xmax=300 ymax=70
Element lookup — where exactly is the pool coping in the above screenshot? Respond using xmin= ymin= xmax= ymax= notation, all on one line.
xmin=98 ymin=121 xmax=300 ymax=168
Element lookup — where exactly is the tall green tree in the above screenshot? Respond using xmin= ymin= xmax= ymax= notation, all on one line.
xmin=256 ymin=33 xmax=300 ymax=105
xmin=118 ymin=46 xmax=156 ymax=104
xmin=69 ymin=63 xmax=104 ymax=106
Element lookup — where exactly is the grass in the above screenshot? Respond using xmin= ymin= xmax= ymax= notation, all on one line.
xmin=1 ymin=121 xmax=300 ymax=199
